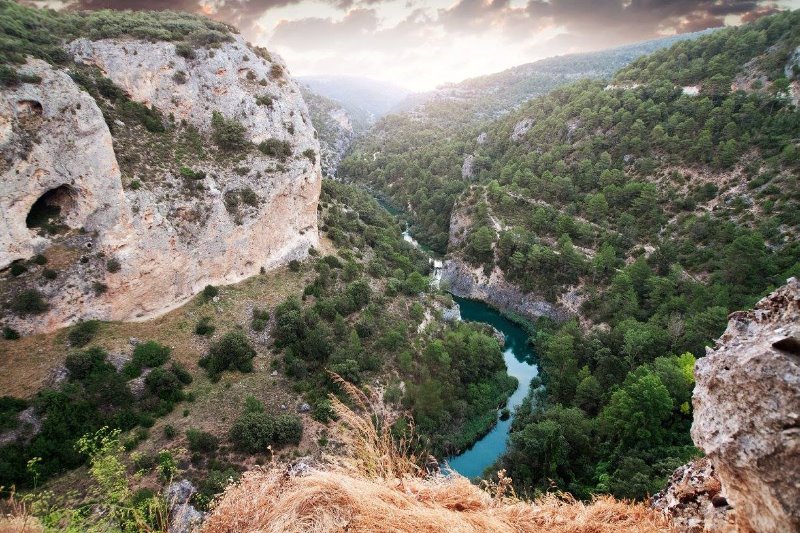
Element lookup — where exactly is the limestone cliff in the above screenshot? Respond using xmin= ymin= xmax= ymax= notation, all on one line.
xmin=691 ymin=277 xmax=799 ymax=532
xmin=0 ymin=34 xmax=320 ymax=334
xmin=656 ymin=278 xmax=800 ymax=532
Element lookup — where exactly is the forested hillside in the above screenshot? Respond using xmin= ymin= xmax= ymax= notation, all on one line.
xmin=344 ymin=10 xmax=800 ymax=499
xmin=340 ymin=32 xmax=709 ymax=250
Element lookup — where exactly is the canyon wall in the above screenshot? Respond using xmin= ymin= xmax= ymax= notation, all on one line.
xmin=0 ymin=34 xmax=320 ymax=334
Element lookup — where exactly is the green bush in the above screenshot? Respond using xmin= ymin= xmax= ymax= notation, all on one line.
xmin=174 ymin=42 xmax=195 ymax=59
xmin=65 ymin=347 xmax=113 ymax=380
xmin=42 ymin=268 xmax=57 ymax=280
xmin=257 ymin=138 xmax=292 ymax=161
xmin=202 ymin=285 xmax=219 ymax=299
xmin=32 ymin=254 xmax=47 ymax=265
xmin=251 ymin=308 xmax=270 ymax=331
xmin=0 ymin=396 xmax=27 ymax=431
xmin=255 ymin=95 xmax=273 ymax=107
xmin=144 ymin=367 xmax=183 ymax=402
xmin=68 ymin=320 xmax=100 ymax=347
xmin=3 ymin=327 xmax=20 ymax=340
xmin=124 ymin=341 xmax=170 ymax=378
xmin=170 ymin=362 xmax=193 ymax=385
xmin=199 ymin=331 xmax=256 ymax=379
xmin=106 ymin=258 xmax=121 ymax=273
xmin=288 ymin=259 xmax=301 ymax=272
xmin=10 ymin=262 xmax=26 ymax=276
xmin=195 ymin=316 xmax=215 ymax=336
xmin=302 ymin=149 xmax=316 ymax=163
xmin=163 ymin=424 xmax=177 ymax=439
xmin=186 ymin=428 xmax=219 ymax=453
xmin=211 ymin=111 xmax=247 ymax=151
xmin=229 ymin=412 xmax=302 ymax=453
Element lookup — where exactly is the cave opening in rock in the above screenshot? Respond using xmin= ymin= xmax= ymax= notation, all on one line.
xmin=26 ymin=185 xmax=77 ymax=235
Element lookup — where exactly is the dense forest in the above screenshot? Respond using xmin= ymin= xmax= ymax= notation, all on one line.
xmin=343 ymin=10 xmax=800 ymax=499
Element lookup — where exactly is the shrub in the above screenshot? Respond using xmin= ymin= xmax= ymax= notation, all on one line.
xmin=175 ymin=42 xmax=196 ymax=59
xmin=144 ymin=367 xmax=183 ymax=402
xmin=130 ymin=180 xmax=142 ymax=190
xmin=302 ymin=149 xmax=316 ymax=163
xmin=257 ymin=138 xmax=292 ymax=161
xmin=42 ymin=268 xmax=57 ymax=280
xmin=195 ymin=316 xmax=215 ymax=336
xmin=199 ymin=331 xmax=256 ymax=379
xmin=251 ymin=308 xmax=270 ymax=331
xmin=211 ymin=111 xmax=247 ymax=151
xmin=202 ymin=285 xmax=219 ymax=299
xmin=172 ymin=70 xmax=187 ymax=84
xmin=32 ymin=254 xmax=47 ymax=265
xmin=12 ymin=289 xmax=48 ymax=315
xmin=93 ymin=282 xmax=108 ymax=295
xmin=3 ymin=327 xmax=20 ymax=340
xmin=124 ymin=341 xmax=170 ymax=378
xmin=10 ymin=262 xmax=26 ymax=277
xmin=229 ymin=412 xmax=302 ymax=453
xmin=180 ymin=167 xmax=206 ymax=180
xmin=255 ymin=95 xmax=273 ymax=107
xmin=187 ymin=428 xmax=219 ymax=453
xmin=65 ymin=347 xmax=113 ymax=380
xmin=68 ymin=320 xmax=100 ymax=348
xmin=240 ymin=187 xmax=258 ymax=207
xmin=288 ymin=260 xmax=301 ymax=272
xmin=163 ymin=425 xmax=177 ymax=439
xmin=312 ymin=399 xmax=336 ymax=423
xmin=170 ymin=362 xmax=193 ymax=385
xmin=269 ymin=63 xmax=283 ymax=80
xmin=106 ymin=258 xmax=121 ymax=273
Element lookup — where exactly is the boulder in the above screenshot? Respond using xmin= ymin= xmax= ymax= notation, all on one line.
xmin=691 ymin=277 xmax=800 ymax=532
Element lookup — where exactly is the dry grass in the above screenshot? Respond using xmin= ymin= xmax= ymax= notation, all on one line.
xmin=202 ymin=462 xmax=672 ymax=533
xmin=203 ymin=377 xmax=672 ymax=533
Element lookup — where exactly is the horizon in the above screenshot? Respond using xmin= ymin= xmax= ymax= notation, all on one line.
xmin=28 ymin=0 xmax=800 ymax=91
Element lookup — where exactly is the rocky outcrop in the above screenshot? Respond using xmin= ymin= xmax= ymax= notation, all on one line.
xmin=1 ymin=34 xmax=320 ymax=334
xmin=652 ymin=457 xmax=736 ymax=532
xmin=300 ymin=85 xmax=355 ymax=178
xmin=441 ymin=259 xmax=568 ymax=323
xmin=691 ymin=277 xmax=800 ymax=532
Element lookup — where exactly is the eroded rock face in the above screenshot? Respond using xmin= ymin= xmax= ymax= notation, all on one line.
xmin=0 ymin=35 xmax=320 ymax=334
xmin=652 ymin=457 xmax=736 ymax=532
xmin=441 ymin=259 xmax=568 ymax=323
xmin=691 ymin=277 xmax=800 ymax=533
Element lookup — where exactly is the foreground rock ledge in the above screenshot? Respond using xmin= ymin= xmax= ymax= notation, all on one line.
xmin=691 ymin=277 xmax=800 ymax=532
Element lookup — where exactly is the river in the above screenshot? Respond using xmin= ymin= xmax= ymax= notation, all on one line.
xmin=392 ymin=198 xmax=539 ymax=478
xmin=403 ymin=224 xmax=538 ymax=478
xmin=445 ymin=296 xmax=538 ymax=478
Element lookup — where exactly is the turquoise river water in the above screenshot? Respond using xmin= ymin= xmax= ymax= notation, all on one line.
xmin=446 ymin=295 xmax=538 ymax=479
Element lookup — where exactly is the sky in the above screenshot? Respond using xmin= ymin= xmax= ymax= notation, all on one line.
xmin=38 ymin=0 xmax=800 ymax=91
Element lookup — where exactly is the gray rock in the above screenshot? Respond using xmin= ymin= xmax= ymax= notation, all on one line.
xmin=165 ymin=479 xmax=196 ymax=506
xmin=1 ymin=33 xmax=321 ymax=336
xmin=692 ymin=277 xmax=800 ymax=533
xmin=440 ymin=259 xmax=569 ymax=324
xmin=297 ymin=402 xmax=311 ymax=413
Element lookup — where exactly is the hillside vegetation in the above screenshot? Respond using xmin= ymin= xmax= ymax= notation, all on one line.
xmin=343 ymin=10 xmax=800 ymax=500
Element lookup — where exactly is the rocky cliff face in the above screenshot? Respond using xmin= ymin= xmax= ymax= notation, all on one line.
xmin=0 ymin=34 xmax=320 ymax=334
xmin=441 ymin=259 xmax=569 ymax=323
xmin=300 ymin=85 xmax=356 ymax=178
xmin=690 ymin=277 xmax=799 ymax=532
xmin=656 ymin=278 xmax=799 ymax=532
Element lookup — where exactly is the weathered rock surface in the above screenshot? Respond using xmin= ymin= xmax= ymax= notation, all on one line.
xmin=164 ymin=479 xmax=204 ymax=533
xmin=691 ymin=277 xmax=800 ymax=533
xmin=652 ymin=457 xmax=736 ymax=532
xmin=441 ymin=258 xmax=568 ymax=323
xmin=0 ymin=34 xmax=320 ymax=334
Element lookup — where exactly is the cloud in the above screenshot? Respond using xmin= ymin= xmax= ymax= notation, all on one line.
xmin=30 ymin=0 xmax=798 ymax=89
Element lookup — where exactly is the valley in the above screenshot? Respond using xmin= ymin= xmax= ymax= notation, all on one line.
xmin=0 ymin=2 xmax=798 ymax=531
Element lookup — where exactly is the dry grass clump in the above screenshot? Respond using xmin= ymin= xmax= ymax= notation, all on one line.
xmin=203 ymin=376 xmax=672 ymax=532
xmin=202 ymin=467 xmax=672 ymax=532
